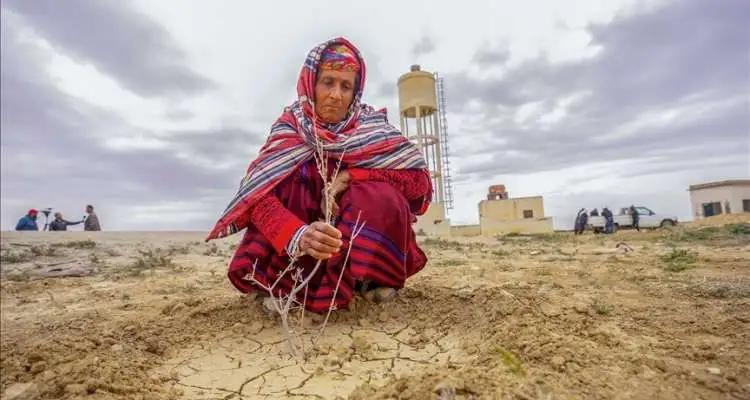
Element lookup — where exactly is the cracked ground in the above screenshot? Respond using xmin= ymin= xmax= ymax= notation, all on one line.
xmin=2 ymin=215 xmax=749 ymax=399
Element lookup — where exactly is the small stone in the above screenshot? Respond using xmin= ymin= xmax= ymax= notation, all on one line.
xmin=573 ymin=303 xmax=590 ymax=314
xmin=145 ymin=338 xmax=167 ymax=355
xmin=377 ymin=311 xmax=389 ymax=322
xmin=551 ymin=356 xmax=566 ymax=369
xmin=29 ymin=361 xmax=46 ymax=374
xmin=433 ymin=381 xmax=456 ymax=400
xmin=171 ymin=302 xmax=187 ymax=315
xmin=323 ymin=353 xmax=341 ymax=367
xmin=2 ymin=382 xmax=39 ymax=400
xmin=706 ymin=367 xmax=721 ymax=375
xmin=248 ymin=321 xmax=264 ymax=334
xmin=65 ymin=384 xmax=87 ymax=395
xmin=540 ymin=303 xmax=561 ymax=317
xmin=110 ymin=343 xmax=124 ymax=352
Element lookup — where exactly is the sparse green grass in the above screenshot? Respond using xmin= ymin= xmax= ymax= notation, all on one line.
xmin=168 ymin=244 xmax=191 ymax=256
xmin=685 ymin=278 xmax=750 ymax=299
xmin=668 ymin=223 xmax=750 ymax=244
xmin=0 ymin=249 xmax=32 ymax=264
xmin=728 ymin=223 xmax=750 ymax=235
xmin=422 ymin=237 xmax=464 ymax=251
xmin=105 ymin=248 xmax=121 ymax=257
xmin=53 ymin=239 xmax=96 ymax=249
xmin=494 ymin=347 xmax=525 ymax=376
xmin=203 ymin=243 xmax=222 ymax=256
xmin=492 ymin=249 xmax=510 ymax=257
xmin=4 ymin=270 xmax=29 ymax=281
xmin=592 ymin=298 xmax=613 ymax=315
xmin=89 ymin=253 xmax=102 ymax=265
xmin=661 ymin=248 xmax=698 ymax=272
xmin=30 ymin=245 xmax=56 ymax=257
xmin=536 ymin=267 xmax=552 ymax=276
xmin=125 ymin=249 xmax=175 ymax=276
xmin=432 ymin=258 xmax=467 ymax=268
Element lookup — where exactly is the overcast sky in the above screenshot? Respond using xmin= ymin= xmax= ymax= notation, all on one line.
xmin=1 ymin=0 xmax=748 ymax=231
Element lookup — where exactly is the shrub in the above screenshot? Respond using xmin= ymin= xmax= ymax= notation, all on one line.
xmin=661 ymin=248 xmax=697 ymax=272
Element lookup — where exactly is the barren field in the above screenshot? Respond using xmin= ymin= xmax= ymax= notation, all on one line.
xmin=1 ymin=215 xmax=749 ymax=399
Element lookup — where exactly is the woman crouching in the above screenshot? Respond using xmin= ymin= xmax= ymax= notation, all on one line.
xmin=207 ymin=37 xmax=432 ymax=313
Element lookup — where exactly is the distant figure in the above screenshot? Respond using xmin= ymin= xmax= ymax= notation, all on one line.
xmin=724 ymin=201 xmax=731 ymax=214
xmin=578 ymin=212 xmax=588 ymax=235
xmin=574 ymin=208 xmax=587 ymax=235
xmin=590 ymin=208 xmax=599 ymax=217
xmin=84 ymin=205 xmax=102 ymax=231
xmin=15 ymin=209 xmax=39 ymax=231
xmin=602 ymin=207 xmax=614 ymax=234
xmin=49 ymin=212 xmax=83 ymax=231
xmin=629 ymin=205 xmax=640 ymax=232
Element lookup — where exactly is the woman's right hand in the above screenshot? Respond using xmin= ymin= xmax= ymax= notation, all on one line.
xmin=299 ymin=222 xmax=343 ymax=260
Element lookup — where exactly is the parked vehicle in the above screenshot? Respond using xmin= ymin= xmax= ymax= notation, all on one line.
xmin=588 ymin=206 xmax=678 ymax=233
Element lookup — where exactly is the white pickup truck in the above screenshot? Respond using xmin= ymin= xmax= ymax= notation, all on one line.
xmin=588 ymin=206 xmax=678 ymax=233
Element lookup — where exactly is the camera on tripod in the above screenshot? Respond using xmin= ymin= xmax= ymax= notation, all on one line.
xmin=40 ymin=208 xmax=53 ymax=231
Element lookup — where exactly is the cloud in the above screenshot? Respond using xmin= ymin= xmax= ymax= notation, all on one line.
xmin=0 ymin=14 xmax=257 ymax=230
xmin=445 ymin=0 xmax=749 ymax=182
xmin=473 ymin=47 xmax=510 ymax=67
xmin=2 ymin=0 xmax=214 ymax=98
xmin=411 ymin=36 xmax=436 ymax=57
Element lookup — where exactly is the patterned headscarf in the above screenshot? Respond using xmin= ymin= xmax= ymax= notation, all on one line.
xmin=207 ymin=37 xmax=430 ymax=241
xmin=320 ymin=44 xmax=361 ymax=72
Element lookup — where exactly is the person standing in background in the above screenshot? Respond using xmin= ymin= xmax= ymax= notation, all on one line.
xmin=602 ymin=207 xmax=614 ymax=234
xmin=15 ymin=209 xmax=39 ymax=231
xmin=49 ymin=212 xmax=83 ymax=231
xmin=574 ymin=208 xmax=587 ymax=234
xmin=84 ymin=205 xmax=101 ymax=231
xmin=629 ymin=205 xmax=640 ymax=232
xmin=578 ymin=211 xmax=588 ymax=234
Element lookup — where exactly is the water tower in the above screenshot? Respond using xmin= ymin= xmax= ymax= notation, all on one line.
xmin=398 ymin=65 xmax=453 ymax=236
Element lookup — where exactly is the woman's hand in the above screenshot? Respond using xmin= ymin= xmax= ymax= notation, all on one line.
xmin=321 ymin=170 xmax=351 ymax=217
xmin=299 ymin=222 xmax=342 ymax=260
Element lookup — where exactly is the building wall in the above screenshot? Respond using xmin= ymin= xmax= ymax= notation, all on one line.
xmin=689 ymin=184 xmax=750 ymax=218
xmin=480 ymin=217 xmax=554 ymax=235
xmin=478 ymin=196 xmax=545 ymax=221
xmin=414 ymin=202 xmax=451 ymax=236
xmin=477 ymin=196 xmax=552 ymax=234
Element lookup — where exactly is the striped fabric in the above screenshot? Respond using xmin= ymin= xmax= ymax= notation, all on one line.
xmin=207 ymin=37 xmax=427 ymax=240
xmin=227 ymin=163 xmax=428 ymax=313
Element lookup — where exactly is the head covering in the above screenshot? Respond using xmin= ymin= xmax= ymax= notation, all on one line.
xmin=28 ymin=209 xmax=38 ymax=216
xmin=207 ymin=37 xmax=430 ymax=241
xmin=319 ymin=44 xmax=361 ymax=72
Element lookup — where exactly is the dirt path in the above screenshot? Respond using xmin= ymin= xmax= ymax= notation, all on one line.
xmin=2 ymin=218 xmax=749 ymax=399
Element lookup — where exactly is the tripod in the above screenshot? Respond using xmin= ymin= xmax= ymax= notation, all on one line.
xmin=41 ymin=208 xmax=52 ymax=231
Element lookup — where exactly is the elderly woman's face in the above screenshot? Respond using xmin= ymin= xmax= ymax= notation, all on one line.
xmin=314 ymin=69 xmax=357 ymax=124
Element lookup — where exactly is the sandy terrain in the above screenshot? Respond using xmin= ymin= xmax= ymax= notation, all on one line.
xmin=1 ymin=215 xmax=749 ymax=399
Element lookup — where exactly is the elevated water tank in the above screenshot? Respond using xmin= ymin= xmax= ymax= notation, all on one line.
xmin=398 ymin=65 xmax=437 ymax=118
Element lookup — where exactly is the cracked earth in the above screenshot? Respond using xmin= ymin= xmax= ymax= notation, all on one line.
xmin=2 ymin=216 xmax=749 ymax=399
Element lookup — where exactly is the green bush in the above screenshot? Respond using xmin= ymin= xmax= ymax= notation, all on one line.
xmin=661 ymin=248 xmax=697 ymax=272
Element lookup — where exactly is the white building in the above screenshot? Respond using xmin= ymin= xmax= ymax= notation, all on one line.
xmin=688 ymin=179 xmax=750 ymax=219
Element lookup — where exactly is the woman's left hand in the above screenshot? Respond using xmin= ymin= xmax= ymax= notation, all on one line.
xmin=322 ymin=170 xmax=351 ymax=217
